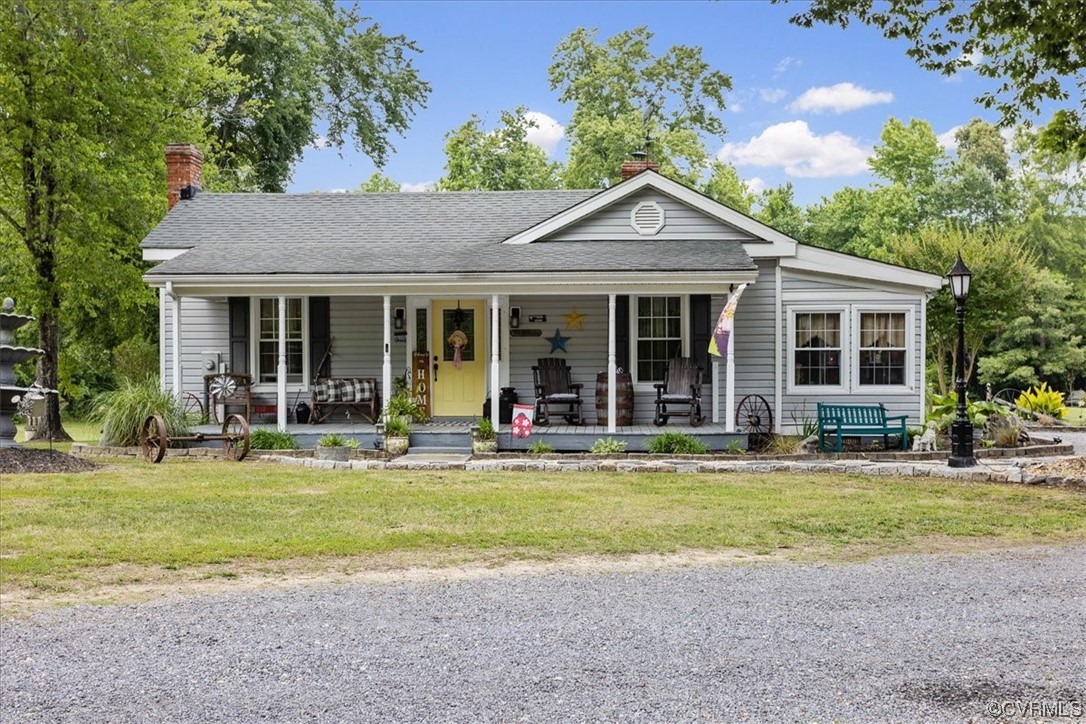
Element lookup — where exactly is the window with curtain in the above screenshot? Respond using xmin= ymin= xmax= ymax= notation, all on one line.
xmin=636 ymin=296 xmax=682 ymax=382
xmin=858 ymin=311 xmax=907 ymax=386
xmin=258 ymin=298 xmax=304 ymax=384
xmin=794 ymin=312 xmax=841 ymax=386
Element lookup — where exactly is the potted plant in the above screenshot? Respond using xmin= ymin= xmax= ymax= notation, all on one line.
xmin=384 ymin=416 xmax=411 ymax=457
xmin=472 ymin=417 xmax=497 ymax=454
xmin=385 ymin=387 xmax=426 ymax=425
xmin=316 ymin=432 xmax=358 ymax=462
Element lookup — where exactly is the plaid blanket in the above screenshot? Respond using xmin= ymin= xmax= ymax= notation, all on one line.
xmin=312 ymin=378 xmax=376 ymax=403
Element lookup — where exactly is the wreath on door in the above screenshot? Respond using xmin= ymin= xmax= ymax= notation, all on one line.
xmin=447 ymin=329 xmax=469 ymax=369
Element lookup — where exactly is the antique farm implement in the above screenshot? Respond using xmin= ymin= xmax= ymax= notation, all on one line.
xmin=139 ymin=414 xmax=250 ymax=463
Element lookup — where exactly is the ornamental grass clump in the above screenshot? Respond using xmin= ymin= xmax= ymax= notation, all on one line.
xmin=91 ymin=376 xmax=189 ymax=446
xmin=646 ymin=431 xmax=709 ymax=455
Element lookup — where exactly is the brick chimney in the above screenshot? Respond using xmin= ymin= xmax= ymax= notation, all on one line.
xmin=620 ymin=150 xmax=659 ymax=181
xmin=165 ymin=143 xmax=204 ymax=211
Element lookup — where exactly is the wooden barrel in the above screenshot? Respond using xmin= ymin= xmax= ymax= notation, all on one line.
xmin=595 ymin=372 xmax=634 ymax=426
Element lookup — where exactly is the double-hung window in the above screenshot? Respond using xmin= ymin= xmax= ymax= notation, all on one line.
xmin=257 ymin=297 xmax=304 ymax=384
xmin=635 ymin=296 xmax=683 ymax=383
xmin=857 ymin=311 xmax=907 ymax=386
xmin=792 ymin=311 xmax=843 ymax=388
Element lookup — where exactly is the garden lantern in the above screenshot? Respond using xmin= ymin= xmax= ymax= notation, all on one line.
xmin=947 ymin=253 xmax=976 ymax=468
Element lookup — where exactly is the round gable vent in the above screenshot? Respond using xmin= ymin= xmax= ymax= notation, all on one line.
xmin=630 ymin=201 xmax=665 ymax=235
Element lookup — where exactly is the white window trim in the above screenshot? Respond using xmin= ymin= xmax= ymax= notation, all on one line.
xmin=629 ymin=294 xmax=689 ymax=389
xmin=251 ymin=296 xmax=309 ymax=392
xmin=786 ymin=304 xmax=916 ymax=396
xmin=786 ymin=306 xmax=849 ymax=396
xmin=851 ymin=306 xmax=915 ymax=395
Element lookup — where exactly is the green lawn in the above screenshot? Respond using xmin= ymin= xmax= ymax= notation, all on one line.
xmin=3 ymin=458 xmax=1085 ymax=600
xmin=16 ymin=419 xmax=100 ymax=452
xmin=1065 ymin=406 xmax=1086 ymax=425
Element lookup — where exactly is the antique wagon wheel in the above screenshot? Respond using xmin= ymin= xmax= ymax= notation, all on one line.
xmin=208 ymin=375 xmax=238 ymax=424
xmin=182 ymin=392 xmax=204 ymax=423
xmin=221 ymin=414 xmax=250 ymax=462
xmin=736 ymin=394 xmax=773 ymax=452
xmin=994 ymin=388 xmax=1023 ymax=410
xmin=140 ymin=414 xmax=168 ymax=464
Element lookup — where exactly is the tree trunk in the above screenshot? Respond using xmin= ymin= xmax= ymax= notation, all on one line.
xmin=26 ymin=304 xmax=71 ymax=442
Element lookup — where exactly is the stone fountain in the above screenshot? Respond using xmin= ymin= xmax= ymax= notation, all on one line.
xmin=1 ymin=297 xmax=55 ymax=448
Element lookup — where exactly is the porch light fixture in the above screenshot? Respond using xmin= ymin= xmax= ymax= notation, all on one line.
xmin=394 ymin=307 xmax=405 ymax=331
xmin=947 ymin=252 xmax=976 ymax=468
xmin=510 ymin=307 xmax=520 ymax=329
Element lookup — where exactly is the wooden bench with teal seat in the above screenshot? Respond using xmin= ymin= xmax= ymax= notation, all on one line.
xmin=816 ymin=402 xmax=908 ymax=452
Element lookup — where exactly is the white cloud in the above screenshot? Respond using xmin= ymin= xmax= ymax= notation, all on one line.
xmin=937 ymin=125 xmax=963 ymax=150
xmin=522 ymin=111 xmax=564 ymax=155
xmin=774 ymin=56 xmax=799 ymax=77
xmin=717 ymin=121 xmax=871 ymax=178
xmin=399 ymin=181 xmax=433 ymax=193
xmin=745 ymin=177 xmax=768 ymax=194
xmin=759 ymin=88 xmax=787 ymax=103
xmin=729 ymin=100 xmax=744 ymax=113
xmin=789 ymin=82 xmax=894 ymax=114
xmin=311 ymin=135 xmax=329 ymax=149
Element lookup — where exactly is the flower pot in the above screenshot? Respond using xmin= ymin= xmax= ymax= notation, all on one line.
xmin=472 ymin=439 xmax=497 ymax=454
xmin=316 ymin=446 xmax=351 ymax=462
xmin=385 ymin=436 xmax=409 ymax=457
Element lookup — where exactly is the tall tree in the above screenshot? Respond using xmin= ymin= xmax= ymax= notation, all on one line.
xmin=436 ymin=108 xmax=562 ymax=191
xmin=701 ymin=161 xmax=755 ymax=215
xmin=754 ymin=183 xmax=807 ymax=241
xmin=0 ymin=0 xmax=241 ymax=440
xmin=208 ymin=0 xmax=430 ymax=192
xmin=357 ymin=173 xmax=401 ymax=192
xmin=549 ymin=26 xmax=732 ymax=188
xmin=785 ymin=0 xmax=1086 ymax=159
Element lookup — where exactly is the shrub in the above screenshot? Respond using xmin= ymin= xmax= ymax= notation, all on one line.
xmin=988 ymin=415 xmax=1024 ymax=447
xmin=725 ymin=439 xmax=746 ymax=455
xmin=474 ymin=417 xmax=496 ymax=441
xmin=317 ymin=432 xmax=359 ymax=449
xmin=250 ymin=429 xmax=299 ymax=450
xmin=1016 ymin=383 xmax=1067 ymax=419
xmin=589 ymin=436 xmax=627 ymax=454
xmin=383 ymin=417 xmax=411 ymax=437
xmin=646 ymin=432 xmax=709 ymax=455
xmin=113 ymin=336 xmax=159 ymax=383
xmin=385 ymin=389 xmax=426 ymax=423
xmin=928 ymin=392 xmax=1006 ymax=430
xmin=91 ymin=376 xmax=190 ymax=446
xmin=765 ymin=435 xmax=805 ymax=455
xmin=527 ymin=439 xmax=554 ymax=454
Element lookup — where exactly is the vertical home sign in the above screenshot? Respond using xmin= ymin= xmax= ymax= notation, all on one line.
xmin=412 ymin=352 xmax=431 ymax=419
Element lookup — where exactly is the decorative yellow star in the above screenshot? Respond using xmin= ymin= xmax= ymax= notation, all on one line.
xmin=563 ymin=308 xmax=585 ymax=331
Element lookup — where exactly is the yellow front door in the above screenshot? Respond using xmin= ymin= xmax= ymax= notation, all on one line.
xmin=430 ymin=299 xmax=486 ymax=417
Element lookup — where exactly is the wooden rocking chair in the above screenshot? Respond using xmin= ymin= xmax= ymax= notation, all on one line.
xmin=532 ymin=358 xmax=584 ymax=425
xmin=653 ymin=357 xmax=704 ymax=427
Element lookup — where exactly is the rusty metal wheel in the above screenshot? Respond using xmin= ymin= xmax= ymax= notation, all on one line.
xmin=221 ymin=414 xmax=250 ymax=462
xmin=140 ymin=414 xmax=167 ymax=463
xmin=182 ymin=392 xmax=205 ymax=424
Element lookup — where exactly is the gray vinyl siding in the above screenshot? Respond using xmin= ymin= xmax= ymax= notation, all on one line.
xmin=328 ymin=296 xmax=391 ymax=378
xmin=161 ymin=295 xmax=230 ymax=395
xmin=780 ymin=272 xmax=925 ymax=431
xmin=731 ymin=261 xmax=778 ymax=423
xmin=545 ymin=189 xmax=759 ymax=243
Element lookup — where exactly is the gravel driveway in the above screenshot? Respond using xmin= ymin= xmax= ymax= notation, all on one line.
xmin=3 ymin=547 xmax=1084 ymax=723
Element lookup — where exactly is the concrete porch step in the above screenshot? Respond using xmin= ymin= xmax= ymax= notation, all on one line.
xmin=406 ymin=446 xmax=472 ymax=455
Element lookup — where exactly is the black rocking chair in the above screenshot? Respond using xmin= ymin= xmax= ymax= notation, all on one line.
xmin=532 ymin=358 xmax=584 ymax=425
xmin=653 ymin=357 xmax=704 ymax=427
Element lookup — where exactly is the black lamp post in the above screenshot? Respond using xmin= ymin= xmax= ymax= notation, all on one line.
xmin=947 ymin=253 xmax=976 ymax=468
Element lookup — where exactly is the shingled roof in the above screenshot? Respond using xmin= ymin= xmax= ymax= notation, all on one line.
xmin=142 ymin=189 xmax=756 ymax=276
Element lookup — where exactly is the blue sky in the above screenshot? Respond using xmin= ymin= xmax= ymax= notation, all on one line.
xmin=289 ymin=1 xmax=1017 ymax=205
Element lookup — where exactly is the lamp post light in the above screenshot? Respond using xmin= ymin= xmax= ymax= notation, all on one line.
xmin=947 ymin=253 xmax=976 ymax=468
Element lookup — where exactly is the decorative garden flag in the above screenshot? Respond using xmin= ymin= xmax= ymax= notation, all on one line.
xmin=708 ymin=283 xmax=748 ymax=359
xmin=511 ymin=403 xmax=535 ymax=439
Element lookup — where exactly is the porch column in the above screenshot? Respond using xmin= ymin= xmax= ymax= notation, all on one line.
xmin=725 ymin=328 xmax=736 ymax=433
xmin=277 ymin=295 xmax=287 ymax=431
xmin=382 ymin=295 xmax=392 ymax=420
xmin=712 ymin=359 xmax=720 ymax=424
xmin=167 ymin=283 xmax=182 ymax=399
xmin=607 ymin=294 xmax=616 ymax=434
xmin=490 ymin=295 xmax=500 ymax=431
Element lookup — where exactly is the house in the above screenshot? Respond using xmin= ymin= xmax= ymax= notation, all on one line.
xmin=141 ymin=144 xmax=943 ymax=450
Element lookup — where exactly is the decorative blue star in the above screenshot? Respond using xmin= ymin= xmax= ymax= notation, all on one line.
xmin=545 ymin=328 xmax=570 ymax=353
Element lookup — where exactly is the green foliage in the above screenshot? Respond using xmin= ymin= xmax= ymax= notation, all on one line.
xmin=589 ymin=437 xmax=628 ymax=454
xmin=725 ymin=439 xmax=746 ymax=455
xmin=786 ymin=1 xmax=1086 ymax=160
xmin=701 ymin=161 xmax=755 ymax=214
xmin=474 ymin=417 xmax=496 ymax=441
xmin=1015 ymin=383 xmax=1068 ymax=419
xmin=250 ymin=429 xmax=300 ymax=450
xmin=383 ymin=417 xmax=411 ymax=438
xmin=549 ymin=26 xmax=731 ymax=188
xmin=208 ymin=0 xmax=430 ymax=192
xmin=927 ymin=392 xmax=1006 ymax=432
xmin=527 ymin=439 xmax=555 ymax=454
xmin=113 ymin=337 xmax=159 ymax=383
xmin=385 ymin=389 xmax=426 ymax=423
xmin=646 ymin=432 xmax=709 ymax=455
xmin=870 ymin=117 xmax=946 ymax=189
xmin=789 ymin=405 xmax=819 ymax=439
xmin=437 ymin=107 xmax=562 ymax=191
xmin=91 ymin=377 xmax=190 ymax=447
xmin=357 ymin=173 xmax=401 ymax=193
xmin=755 ymin=183 xmax=807 ymax=241
xmin=316 ymin=432 xmax=359 ymax=449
